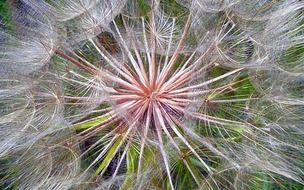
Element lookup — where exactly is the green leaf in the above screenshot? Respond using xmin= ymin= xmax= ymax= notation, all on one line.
xmin=73 ymin=116 xmax=110 ymax=130
xmin=95 ymin=136 xmax=122 ymax=175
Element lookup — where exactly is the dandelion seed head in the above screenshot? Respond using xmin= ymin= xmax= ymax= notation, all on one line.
xmin=0 ymin=0 xmax=304 ymax=189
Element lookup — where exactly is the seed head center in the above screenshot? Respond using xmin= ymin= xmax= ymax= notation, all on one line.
xmin=149 ymin=91 xmax=158 ymax=100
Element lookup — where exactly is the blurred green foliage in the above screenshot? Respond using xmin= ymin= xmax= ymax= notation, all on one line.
xmin=0 ymin=0 xmax=13 ymax=31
